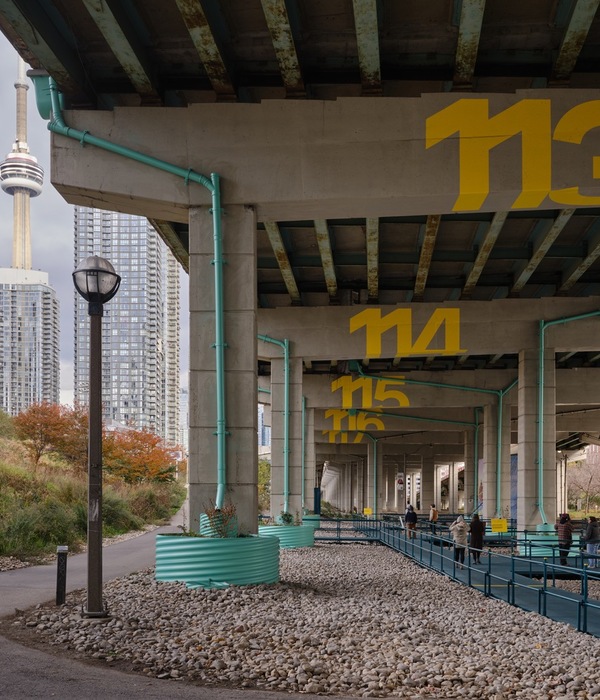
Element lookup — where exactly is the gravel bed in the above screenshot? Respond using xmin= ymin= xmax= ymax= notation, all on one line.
xmin=7 ymin=543 xmax=600 ymax=698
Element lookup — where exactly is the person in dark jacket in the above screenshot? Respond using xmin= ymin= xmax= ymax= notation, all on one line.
xmin=405 ymin=504 xmax=418 ymax=539
xmin=555 ymin=513 xmax=574 ymax=566
xmin=469 ymin=514 xmax=485 ymax=564
xmin=582 ymin=516 xmax=600 ymax=569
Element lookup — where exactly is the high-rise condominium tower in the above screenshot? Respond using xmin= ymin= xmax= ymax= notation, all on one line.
xmin=73 ymin=208 xmax=180 ymax=443
xmin=0 ymin=59 xmax=59 ymax=415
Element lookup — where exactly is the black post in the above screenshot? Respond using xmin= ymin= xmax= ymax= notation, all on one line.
xmin=55 ymin=545 xmax=68 ymax=605
xmin=84 ymin=306 xmax=106 ymax=617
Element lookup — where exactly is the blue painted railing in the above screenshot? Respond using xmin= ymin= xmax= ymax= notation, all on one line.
xmin=316 ymin=517 xmax=600 ymax=635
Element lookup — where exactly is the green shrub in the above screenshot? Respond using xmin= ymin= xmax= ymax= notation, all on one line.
xmin=126 ymin=482 xmax=186 ymax=522
xmin=0 ymin=458 xmax=185 ymax=558
xmin=102 ymin=490 xmax=144 ymax=535
xmin=50 ymin=476 xmax=87 ymax=506
xmin=0 ymin=497 xmax=80 ymax=556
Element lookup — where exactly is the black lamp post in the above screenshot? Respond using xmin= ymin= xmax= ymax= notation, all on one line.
xmin=73 ymin=255 xmax=120 ymax=617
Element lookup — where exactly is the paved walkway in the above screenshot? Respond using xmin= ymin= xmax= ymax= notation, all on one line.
xmin=0 ymin=513 xmax=356 ymax=700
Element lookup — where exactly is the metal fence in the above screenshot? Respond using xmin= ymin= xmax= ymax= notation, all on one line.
xmin=313 ymin=516 xmax=600 ymax=635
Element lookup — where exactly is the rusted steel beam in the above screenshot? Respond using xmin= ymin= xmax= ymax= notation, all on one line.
xmin=553 ymin=0 xmax=600 ymax=82
xmin=512 ymin=209 xmax=575 ymax=293
xmin=264 ymin=221 xmax=301 ymax=304
xmin=314 ymin=219 xmax=338 ymax=298
xmin=558 ymin=219 xmax=600 ymax=293
xmin=352 ymin=0 xmax=382 ymax=95
xmin=260 ymin=0 xmax=305 ymax=96
xmin=366 ymin=217 xmax=379 ymax=300
xmin=414 ymin=215 xmax=441 ymax=301
xmin=82 ymin=0 xmax=160 ymax=103
xmin=175 ymin=0 xmax=236 ymax=99
xmin=462 ymin=210 xmax=507 ymax=299
xmin=454 ymin=0 xmax=486 ymax=87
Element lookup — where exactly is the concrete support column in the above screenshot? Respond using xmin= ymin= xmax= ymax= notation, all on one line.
xmin=408 ymin=471 xmax=419 ymax=511
xmin=270 ymin=356 xmax=304 ymax=518
xmin=304 ymin=406 xmax=316 ymax=512
xmin=387 ymin=463 xmax=399 ymax=511
xmin=366 ymin=440 xmax=382 ymax=514
xmin=188 ymin=205 xmax=257 ymax=534
xmin=463 ymin=431 xmax=474 ymax=514
xmin=421 ymin=453 xmax=435 ymax=513
xmin=500 ymin=399 xmax=512 ymax=518
xmin=482 ymin=403 xmax=498 ymax=519
xmin=448 ymin=462 xmax=457 ymax=513
xmin=355 ymin=459 xmax=363 ymax=513
xmin=517 ymin=348 xmax=557 ymax=530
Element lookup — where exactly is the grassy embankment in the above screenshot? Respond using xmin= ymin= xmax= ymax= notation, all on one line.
xmin=0 ymin=438 xmax=186 ymax=560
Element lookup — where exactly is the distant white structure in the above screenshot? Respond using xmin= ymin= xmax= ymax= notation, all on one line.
xmin=0 ymin=59 xmax=59 ymax=415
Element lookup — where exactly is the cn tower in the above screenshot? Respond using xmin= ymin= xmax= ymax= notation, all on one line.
xmin=0 ymin=58 xmax=44 ymax=270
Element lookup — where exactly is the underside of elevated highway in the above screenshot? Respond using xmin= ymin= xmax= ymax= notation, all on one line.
xmin=3 ymin=0 xmax=600 ymax=532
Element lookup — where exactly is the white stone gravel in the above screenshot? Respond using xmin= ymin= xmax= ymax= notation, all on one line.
xmin=11 ymin=543 xmax=600 ymax=698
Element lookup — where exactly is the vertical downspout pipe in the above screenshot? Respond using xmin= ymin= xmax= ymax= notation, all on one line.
xmin=258 ymin=335 xmax=290 ymax=513
xmin=538 ymin=310 xmax=600 ymax=525
xmin=496 ymin=379 xmax=518 ymax=517
xmin=473 ymin=407 xmax=480 ymax=515
xmin=45 ymin=78 xmax=229 ymax=507
xmin=211 ymin=174 xmax=227 ymax=508
xmin=301 ymin=396 xmax=306 ymax=510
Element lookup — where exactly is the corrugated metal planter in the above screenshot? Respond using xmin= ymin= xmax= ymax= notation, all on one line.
xmin=302 ymin=515 xmax=321 ymax=529
xmin=155 ymin=534 xmax=279 ymax=589
xmin=258 ymin=524 xmax=315 ymax=548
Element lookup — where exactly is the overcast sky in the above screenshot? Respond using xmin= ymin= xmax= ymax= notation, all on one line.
xmin=0 ymin=34 xmax=189 ymax=405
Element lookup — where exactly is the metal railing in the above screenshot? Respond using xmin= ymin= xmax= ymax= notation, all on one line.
xmin=314 ymin=516 xmax=600 ymax=635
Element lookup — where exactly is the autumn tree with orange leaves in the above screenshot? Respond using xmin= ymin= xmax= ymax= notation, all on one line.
xmin=14 ymin=403 xmax=181 ymax=482
xmin=14 ymin=402 xmax=64 ymax=468
xmin=103 ymin=427 xmax=179 ymax=483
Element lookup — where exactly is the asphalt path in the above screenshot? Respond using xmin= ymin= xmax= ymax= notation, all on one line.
xmin=0 ymin=513 xmax=359 ymax=700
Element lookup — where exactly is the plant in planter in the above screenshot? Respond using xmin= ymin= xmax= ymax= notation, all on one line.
xmin=156 ymin=499 xmax=279 ymax=588
xmin=200 ymin=501 xmax=239 ymax=538
xmin=301 ymin=509 xmax=321 ymax=529
xmin=258 ymin=508 xmax=315 ymax=548
xmin=280 ymin=510 xmax=294 ymax=525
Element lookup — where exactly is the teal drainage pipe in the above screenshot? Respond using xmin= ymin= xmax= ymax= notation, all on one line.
xmin=495 ymin=379 xmax=518 ymax=517
xmin=537 ymin=310 xmax=600 ymax=525
xmin=43 ymin=77 xmax=229 ymax=508
xmin=353 ymin=364 xmax=517 ymax=516
xmin=301 ymin=395 xmax=306 ymax=510
xmin=258 ymin=335 xmax=290 ymax=513
xmin=473 ymin=407 xmax=481 ymax=514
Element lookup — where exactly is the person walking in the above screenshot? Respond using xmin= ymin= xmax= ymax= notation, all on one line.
xmin=428 ymin=503 xmax=439 ymax=534
xmin=405 ymin=504 xmax=418 ymax=539
xmin=449 ymin=515 xmax=469 ymax=569
xmin=582 ymin=515 xmax=600 ymax=569
xmin=555 ymin=513 xmax=574 ymax=566
xmin=469 ymin=513 xmax=485 ymax=564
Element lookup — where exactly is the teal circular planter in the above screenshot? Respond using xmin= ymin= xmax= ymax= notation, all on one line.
xmin=155 ymin=534 xmax=279 ymax=588
xmin=302 ymin=515 xmax=321 ymax=529
xmin=258 ymin=524 xmax=315 ymax=548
